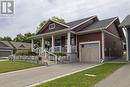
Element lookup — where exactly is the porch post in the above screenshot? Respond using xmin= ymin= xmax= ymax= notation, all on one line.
xmin=125 ymin=28 xmax=129 ymax=61
xmin=67 ymin=32 xmax=71 ymax=53
xmin=41 ymin=37 xmax=45 ymax=52
xmin=31 ymin=39 xmax=34 ymax=52
xmin=51 ymin=35 xmax=54 ymax=52
xmin=102 ymin=30 xmax=105 ymax=61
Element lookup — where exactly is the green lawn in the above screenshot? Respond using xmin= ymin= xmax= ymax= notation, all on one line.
xmin=35 ymin=63 xmax=125 ymax=87
xmin=0 ymin=61 xmax=42 ymax=73
xmin=0 ymin=58 xmax=7 ymax=60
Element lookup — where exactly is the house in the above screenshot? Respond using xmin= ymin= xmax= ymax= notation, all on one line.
xmin=0 ymin=41 xmax=14 ymax=57
xmin=32 ymin=16 xmax=124 ymax=63
xmin=9 ymin=41 xmax=31 ymax=53
xmin=0 ymin=41 xmax=31 ymax=57
xmin=119 ymin=15 xmax=130 ymax=61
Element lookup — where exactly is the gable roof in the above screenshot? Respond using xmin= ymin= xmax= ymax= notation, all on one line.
xmin=36 ymin=16 xmax=96 ymax=35
xmin=66 ymin=16 xmax=96 ymax=28
xmin=10 ymin=42 xmax=31 ymax=50
xmin=0 ymin=41 xmax=14 ymax=49
xmin=119 ymin=15 xmax=130 ymax=28
xmin=50 ymin=19 xmax=69 ymax=27
xmin=36 ymin=19 xmax=69 ymax=35
xmin=78 ymin=17 xmax=117 ymax=33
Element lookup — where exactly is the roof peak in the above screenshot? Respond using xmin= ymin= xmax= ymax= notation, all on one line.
xmin=66 ymin=16 xmax=97 ymax=24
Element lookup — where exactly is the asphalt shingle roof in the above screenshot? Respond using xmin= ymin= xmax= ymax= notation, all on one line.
xmin=119 ymin=15 xmax=130 ymax=28
xmin=10 ymin=42 xmax=31 ymax=50
xmin=0 ymin=41 xmax=14 ymax=49
xmin=66 ymin=16 xmax=94 ymax=28
xmin=80 ymin=17 xmax=117 ymax=31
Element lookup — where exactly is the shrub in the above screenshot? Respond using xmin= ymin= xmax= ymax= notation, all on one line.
xmin=28 ymin=51 xmax=37 ymax=56
xmin=15 ymin=50 xmax=28 ymax=56
xmin=54 ymin=52 xmax=66 ymax=57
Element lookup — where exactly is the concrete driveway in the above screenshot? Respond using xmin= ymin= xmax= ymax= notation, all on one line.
xmin=94 ymin=63 xmax=130 ymax=87
xmin=0 ymin=63 xmax=97 ymax=87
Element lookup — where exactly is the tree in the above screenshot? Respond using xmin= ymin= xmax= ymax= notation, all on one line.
xmin=36 ymin=20 xmax=47 ymax=32
xmin=24 ymin=33 xmax=35 ymax=43
xmin=51 ymin=16 xmax=65 ymax=24
xmin=37 ymin=16 xmax=65 ymax=31
xmin=0 ymin=37 xmax=3 ymax=40
xmin=0 ymin=36 xmax=12 ymax=41
xmin=13 ymin=33 xmax=40 ymax=45
xmin=13 ymin=34 xmax=25 ymax=42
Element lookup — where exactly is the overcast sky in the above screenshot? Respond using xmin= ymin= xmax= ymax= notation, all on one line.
xmin=0 ymin=0 xmax=130 ymax=38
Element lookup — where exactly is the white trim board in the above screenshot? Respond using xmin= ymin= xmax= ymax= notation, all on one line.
xmin=103 ymin=30 xmax=120 ymax=39
xmin=32 ymin=28 xmax=70 ymax=38
xmin=79 ymin=41 xmax=101 ymax=62
xmin=105 ymin=17 xmax=118 ymax=29
xmin=77 ymin=28 xmax=103 ymax=35
xmin=50 ymin=19 xmax=70 ymax=27
xmin=36 ymin=19 xmax=69 ymax=34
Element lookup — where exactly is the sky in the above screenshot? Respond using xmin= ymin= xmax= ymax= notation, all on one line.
xmin=0 ymin=0 xmax=130 ymax=38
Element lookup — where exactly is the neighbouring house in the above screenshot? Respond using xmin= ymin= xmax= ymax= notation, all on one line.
xmin=119 ymin=15 xmax=130 ymax=61
xmin=32 ymin=16 xmax=125 ymax=63
xmin=9 ymin=41 xmax=31 ymax=53
xmin=0 ymin=41 xmax=31 ymax=57
xmin=0 ymin=41 xmax=14 ymax=57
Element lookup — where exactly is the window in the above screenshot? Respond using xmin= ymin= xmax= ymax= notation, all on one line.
xmin=49 ymin=23 xmax=55 ymax=30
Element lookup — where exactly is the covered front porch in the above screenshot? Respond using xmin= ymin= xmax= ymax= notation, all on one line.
xmin=32 ymin=31 xmax=77 ymax=53
xmin=31 ymin=30 xmax=78 ymax=63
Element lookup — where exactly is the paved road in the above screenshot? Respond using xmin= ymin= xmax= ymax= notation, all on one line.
xmin=0 ymin=63 xmax=97 ymax=87
xmin=94 ymin=63 xmax=130 ymax=87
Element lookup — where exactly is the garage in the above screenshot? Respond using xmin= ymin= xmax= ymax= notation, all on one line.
xmin=80 ymin=41 xmax=100 ymax=63
xmin=0 ymin=50 xmax=12 ymax=57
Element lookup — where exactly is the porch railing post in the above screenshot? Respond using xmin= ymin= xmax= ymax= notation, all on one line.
xmin=51 ymin=35 xmax=54 ymax=52
xmin=41 ymin=37 xmax=45 ymax=53
xmin=67 ymin=32 xmax=71 ymax=53
xmin=31 ymin=39 xmax=34 ymax=52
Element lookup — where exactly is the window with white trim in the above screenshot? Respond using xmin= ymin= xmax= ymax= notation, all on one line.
xmin=49 ymin=23 xmax=55 ymax=30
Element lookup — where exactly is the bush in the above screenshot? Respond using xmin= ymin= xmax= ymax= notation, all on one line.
xmin=15 ymin=50 xmax=37 ymax=56
xmin=15 ymin=50 xmax=28 ymax=56
xmin=54 ymin=52 xmax=66 ymax=57
xmin=28 ymin=51 xmax=37 ymax=56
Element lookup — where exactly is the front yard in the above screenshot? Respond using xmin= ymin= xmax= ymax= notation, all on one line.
xmin=35 ymin=63 xmax=125 ymax=87
xmin=0 ymin=61 xmax=43 ymax=73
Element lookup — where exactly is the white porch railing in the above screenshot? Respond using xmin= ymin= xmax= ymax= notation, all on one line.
xmin=48 ymin=45 xmax=77 ymax=53
xmin=33 ymin=45 xmax=77 ymax=54
xmin=33 ymin=48 xmax=58 ymax=64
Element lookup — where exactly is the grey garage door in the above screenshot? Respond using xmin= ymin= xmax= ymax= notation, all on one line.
xmin=80 ymin=43 xmax=100 ymax=62
xmin=0 ymin=51 xmax=12 ymax=57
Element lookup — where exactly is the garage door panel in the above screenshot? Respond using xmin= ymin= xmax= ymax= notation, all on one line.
xmin=80 ymin=42 xmax=100 ymax=63
xmin=0 ymin=51 xmax=12 ymax=57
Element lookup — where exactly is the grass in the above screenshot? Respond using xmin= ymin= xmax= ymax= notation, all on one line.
xmin=0 ymin=61 xmax=43 ymax=73
xmin=35 ymin=63 xmax=125 ymax=87
xmin=0 ymin=58 xmax=7 ymax=60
